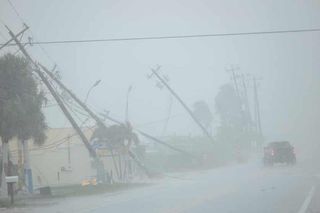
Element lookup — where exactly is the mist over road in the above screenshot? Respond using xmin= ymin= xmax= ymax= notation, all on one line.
xmin=24 ymin=158 xmax=319 ymax=213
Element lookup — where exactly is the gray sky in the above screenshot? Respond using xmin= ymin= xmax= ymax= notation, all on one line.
xmin=0 ymin=0 xmax=320 ymax=146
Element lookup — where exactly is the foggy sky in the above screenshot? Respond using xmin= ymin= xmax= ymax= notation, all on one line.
xmin=0 ymin=0 xmax=319 ymax=148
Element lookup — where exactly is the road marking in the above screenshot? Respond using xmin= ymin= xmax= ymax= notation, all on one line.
xmin=297 ymin=186 xmax=315 ymax=213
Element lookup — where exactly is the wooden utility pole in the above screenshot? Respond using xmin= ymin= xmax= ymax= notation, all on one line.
xmin=38 ymin=64 xmax=196 ymax=159
xmin=226 ymin=66 xmax=249 ymax=131
xmin=150 ymin=67 xmax=214 ymax=144
xmin=6 ymin=27 xmax=97 ymax=158
xmin=37 ymin=64 xmax=151 ymax=176
xmin=39 ymin=64 xmax=105 ymax=128
xmin=226 ymin=66 xmax=241 ymax=99
xmin=253 ymin=76 xmax=262 ymax=136
xmin=6 ymin=26 xmax=113 ymax=182
xmin=239 ymin=74 xmax=252 ymax=129
xmin=6 ymin=26 xmax=197 ymax=180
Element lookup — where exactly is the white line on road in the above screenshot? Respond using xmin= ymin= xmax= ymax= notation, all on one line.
xmin=297 ymin=186 xmax=315 ymax=213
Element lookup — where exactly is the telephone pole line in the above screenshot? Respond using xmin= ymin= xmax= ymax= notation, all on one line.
xmin=38 ymin=64 xmax=195 ymax=159
xmin=37 ymin=65 xmax=151 ymax=177
xmin=6 ymin=26 xmax=97 ymax=159
xmin=253 ymin=76 xmax=262 ymax=136
xmin=226 ymin=65 xmax=241 ymax=98
xmin=149 ymin=67 xmax=214 ymax=143
xmin=239 ymin=73 xmax=252 ymax=129
xmin=226 ymin=66 xmax=250 ymax=130
xmin=5 ymin=26 xmax=198 ymax=179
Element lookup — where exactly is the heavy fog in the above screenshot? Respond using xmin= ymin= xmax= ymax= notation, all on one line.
xmin=1 ymin=1 xmax=319 ymax=144
xmin=0 ymin=0 xmax=319 ymax=212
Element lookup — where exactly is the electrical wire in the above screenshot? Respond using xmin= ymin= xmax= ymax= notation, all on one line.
xmin=4 ymin=1 xmax=99 ymax=155
xmin=135 ymin=113 xmax=184 ymax=128
xmin=66 ymin=101 xmax=91 ymax=118
xmin=5 ymin=0 xmax=62 ymax=75
xmin=6 ymin=0 xmax=25 ymax=24
xmin=59 ymin=93 xmax=90 ymax=124
xmin=67 ymin=99 xmax=91 ymax=116
xmin=11 ymin=124 xmax=97 ymax=154
xmin=1 ymin=28 xmax=320 ymax=47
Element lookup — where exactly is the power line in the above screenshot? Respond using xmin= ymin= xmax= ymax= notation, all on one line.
xmin=136 ymin=113 xmax=183 ymax=128
xmin=7 ymin=0 xmax=25 ymax=24
xmin=149 ymin=66 xmax=215 ymax=143
xmin=1 ymin=27 xmax=320 ymax=47
xmin=59 ymin=92 xmax=90 ymax=124
xmin=10 ymin=125 xmax=97 ymax=154
xmin=5 ymin=0 xmax=62 ymax=74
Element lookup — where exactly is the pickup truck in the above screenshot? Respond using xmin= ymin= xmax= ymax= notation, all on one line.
xmin=263 ymin=141 xmax=296 ymax=166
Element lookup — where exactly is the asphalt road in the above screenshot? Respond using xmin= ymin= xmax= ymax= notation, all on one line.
xmin=23 ymin=160 xmax=320 ymax=213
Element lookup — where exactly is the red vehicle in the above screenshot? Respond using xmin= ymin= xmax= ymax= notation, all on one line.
xmin=263 ymin=141 xmax=296 ymax=166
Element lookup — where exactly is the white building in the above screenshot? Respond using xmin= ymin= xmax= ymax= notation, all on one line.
xmin=3 ymin=127 xmax=139 ymax=190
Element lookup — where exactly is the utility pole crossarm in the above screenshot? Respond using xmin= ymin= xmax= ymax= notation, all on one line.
xmin=0 ymin=25 xmax=29 ymax=51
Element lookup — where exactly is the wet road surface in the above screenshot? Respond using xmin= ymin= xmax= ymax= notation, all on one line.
xmin=26 ymin=160 xmax=320 ymax=213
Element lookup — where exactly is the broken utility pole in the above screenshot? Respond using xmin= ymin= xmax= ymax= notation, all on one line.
xmin=226 ymin=65 xmax=241 ymax=99
xmin=253 ymin=76 xmax=262 ymax=136
xmin=38 ymin=64 xmax=196 ymax=160
xmin=38 ymin=64 xmax=152 ymax=176
xmin=6 ymin=26 xmax=113 ymax=182
xmin=150 ymin=67 xmax=214 ymax=144
xmin=6 ymin=26 xmax=198 ymax=180
xmin=239 ymin=73 xmax=252 ymax=130
xmin=6 ymin=26 xmax=97 ymax=159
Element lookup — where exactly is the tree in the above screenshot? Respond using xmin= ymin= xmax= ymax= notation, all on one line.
xmin=90 ymin=122 xmax=142 ymax=180
xmin=192 ymin=100 xmax=213 ymax=131
xmin=214 ymin=84 xmax=253 ymax=161
xmin=215 ymin=84 xmax=244 ymax=128
xmin=0 ymin=54 xmax=46 ymax=195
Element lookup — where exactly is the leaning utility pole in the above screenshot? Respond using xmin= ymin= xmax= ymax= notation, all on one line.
xmin=226 ymin=66 xmax=249 ymax=131
xmin=239 ymin=74 xmax=252 ymax=129
xmin=226 ymin=66 xmax=241 ymax=99
xmin=6 ymin=26 xmax=97 ymax=159
xmin=253 ymin=76 xmax=262 ymax=136
xmin=149 ymin=67 xmax=214 ymax=143
xmin=39 ymin=64 xmax=196 ymax=159
xmin=41 ymin=64 xmax=151 ymax=176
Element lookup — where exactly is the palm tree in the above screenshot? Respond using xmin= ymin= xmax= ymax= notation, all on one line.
xmin=0 ymin=54 xmax=46 ymax=195
xmin=90 ymin=123 xmax=141 ymax=180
